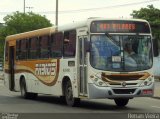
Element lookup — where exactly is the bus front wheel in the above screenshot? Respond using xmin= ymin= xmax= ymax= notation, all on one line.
xmin=65 ymin=81 xmax=80 ymax=107
xmin=114 ymin=98 xmax=129 ymax=107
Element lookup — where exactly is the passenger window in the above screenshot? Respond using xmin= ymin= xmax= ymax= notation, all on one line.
xmin=16 ymin=40 xmax=20 ymax=60
xmin=29 ymin=37 xmax=38 ymax=59
xmin=20 ymin=39 xmax=27 ymax=60
xmin=63 ymin=30 xmax=76 ymax=57
xmin=40 ymin=35 xmax=49 ymax=58
xmin=50 ymin=32 xmax=63 ymax=58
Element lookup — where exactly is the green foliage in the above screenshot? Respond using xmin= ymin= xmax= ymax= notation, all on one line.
xmin=0 ymin=25 xmax=5 ymax=60
xmin=3 ymin=11 xmax=52 ymax=35
xmin=131 ymin=5 xmax=160 ymax=36
xmin=0 ymin=11 xmax=52 ymax=59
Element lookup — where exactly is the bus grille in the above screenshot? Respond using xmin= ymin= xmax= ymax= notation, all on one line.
xmin=109 ymin=83 xmax=137 ymax=86
xmin=113 ymin=89 xmax=136 ymax=94
xmin=101 ymin=72 xmax=150 ymax=82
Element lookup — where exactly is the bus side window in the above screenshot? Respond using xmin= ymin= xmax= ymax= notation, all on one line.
xmin=40 ymin=35 xmax=49 ymax=59
xmin=28 ymin=37 xmax=38 ymax=59
xmin=20 ymin=39 xmax=27 ymax=60
xmin=16 ymin=40 xmax=20 ymax=60
xmin=63 ymin=30 xmax=76 ymax=57
xmin=50 ymin=32 xmax=63 ymax=58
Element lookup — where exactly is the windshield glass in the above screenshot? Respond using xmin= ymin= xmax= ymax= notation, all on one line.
xmin=90 ymin=34 xmax=152 ymax=72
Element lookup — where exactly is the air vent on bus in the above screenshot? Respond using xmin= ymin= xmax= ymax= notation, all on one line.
xmin=113 ymin=89 xmax=136 ymax=94
xmin=101 ymin=72 xmax=150 ymax=82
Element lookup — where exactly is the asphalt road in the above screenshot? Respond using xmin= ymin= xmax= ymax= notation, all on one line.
xmin=154 ymin=80 xmax=160 ymax=97
xmin=0 ymin=80 xmax=160 ymax=119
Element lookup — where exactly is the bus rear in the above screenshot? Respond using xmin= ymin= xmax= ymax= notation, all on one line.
xmin=87 ymin=19 xmax=154 ymax=106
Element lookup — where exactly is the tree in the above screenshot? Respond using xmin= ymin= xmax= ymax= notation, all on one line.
xmin=3 ymin=11 xmax=52 ymax=35
xmin=131 ymin=5 xmax=160 ymax=38
xmin=0 ymin=23 xmax=5 ymax=60
xmin=0 ymin=11 xmax=52 ymax=59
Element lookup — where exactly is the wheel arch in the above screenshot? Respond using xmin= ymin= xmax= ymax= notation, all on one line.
xmin=19 ymin=75 xmax=26 ymax=85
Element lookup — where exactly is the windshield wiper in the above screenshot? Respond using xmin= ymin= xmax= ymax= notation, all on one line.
xmin=105 ymin=32 xmax=119 ymax=46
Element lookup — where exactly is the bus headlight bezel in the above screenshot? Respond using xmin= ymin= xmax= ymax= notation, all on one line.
xmin=91 ymin=74 xmax=109 ymax=87
xmin=140 ymin=77 xmax=154 ymax=87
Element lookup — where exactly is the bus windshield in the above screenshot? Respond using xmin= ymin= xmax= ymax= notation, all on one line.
xmin=90 ymin=34 xmax=152 ymax=72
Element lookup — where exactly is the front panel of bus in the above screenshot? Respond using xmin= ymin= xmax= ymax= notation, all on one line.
xmin=87 ymin=20 xmax=154 ymax=99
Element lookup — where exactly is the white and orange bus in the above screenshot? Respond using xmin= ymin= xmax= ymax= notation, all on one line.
xmin=4 ymin=18 xmax=154 ymax=107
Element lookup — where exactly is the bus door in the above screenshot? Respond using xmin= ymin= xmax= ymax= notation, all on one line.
xmin=79 ymin=36 xmax=88 ymax=96
xmin=9 ymin=46 xmax=15 ymax=91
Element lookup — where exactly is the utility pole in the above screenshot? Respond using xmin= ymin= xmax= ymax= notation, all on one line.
xmin=24 ymin=0 xmax=26 ymax=13
xmin=55 ymin=0 xmax=58 ymax=26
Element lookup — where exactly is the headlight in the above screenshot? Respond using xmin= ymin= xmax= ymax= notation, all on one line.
xmin=91 ymin=74 xmax=109 ymax=87
xmin=140 ymin=77 xmax=154 ymax=86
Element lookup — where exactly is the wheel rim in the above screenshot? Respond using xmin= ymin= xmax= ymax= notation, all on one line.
xmin=20 ymin=80 xmax=26 ymax=97
xmin=66 ymin=82 xmax=74 ymax=104
xmin=66 ymin=86 xmax=73 ymax=100
xmin=66 ymin=84 xmax=73 ymax=101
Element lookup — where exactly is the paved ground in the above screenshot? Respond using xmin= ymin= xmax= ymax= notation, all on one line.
xmin=154 ymin=79 xmax=160 ymax=98
xmin=0 ymin=79 xmax=160 ymax=119
xmin=0 ymin=71 xmax=3 ymax=80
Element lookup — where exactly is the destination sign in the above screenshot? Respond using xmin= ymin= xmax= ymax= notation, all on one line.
xmin=90 ymin=20 xmax=150 ymax=33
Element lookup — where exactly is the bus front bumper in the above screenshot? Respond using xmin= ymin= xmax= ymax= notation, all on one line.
xmin=88 ymin=83 xmax=154 ymax=99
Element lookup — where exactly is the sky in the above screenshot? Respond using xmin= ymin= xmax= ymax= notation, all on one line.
xmin=0 ymin=0 xmax=160 ymax=25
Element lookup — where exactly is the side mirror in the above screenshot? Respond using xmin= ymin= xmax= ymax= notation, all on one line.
xmin=153 ymin=38 xmax=159 ymax=57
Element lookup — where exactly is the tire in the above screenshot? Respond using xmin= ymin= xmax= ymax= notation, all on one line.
xmin=65 ymin=81 xmax=80 ymax=107
xmin=20 ymin=78 xmax=30 ymax=99
xmin=20 ymin=78 xmax=37 ymax=99
xmin=114 ymin=98 xmax=129 ymax=107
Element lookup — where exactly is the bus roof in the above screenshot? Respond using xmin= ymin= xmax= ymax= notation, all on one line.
xmin=6 ymin=18 xmax=149 ymax=41
xmin=6 ymin=27 xmax=54 ymax=41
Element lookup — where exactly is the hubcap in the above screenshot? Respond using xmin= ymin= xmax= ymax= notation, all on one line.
xmin=66 ymin=84 xmax=73 ymax=101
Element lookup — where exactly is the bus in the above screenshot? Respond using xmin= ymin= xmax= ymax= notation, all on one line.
xmin=4 ymin=18 xmax=154 ymax=107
